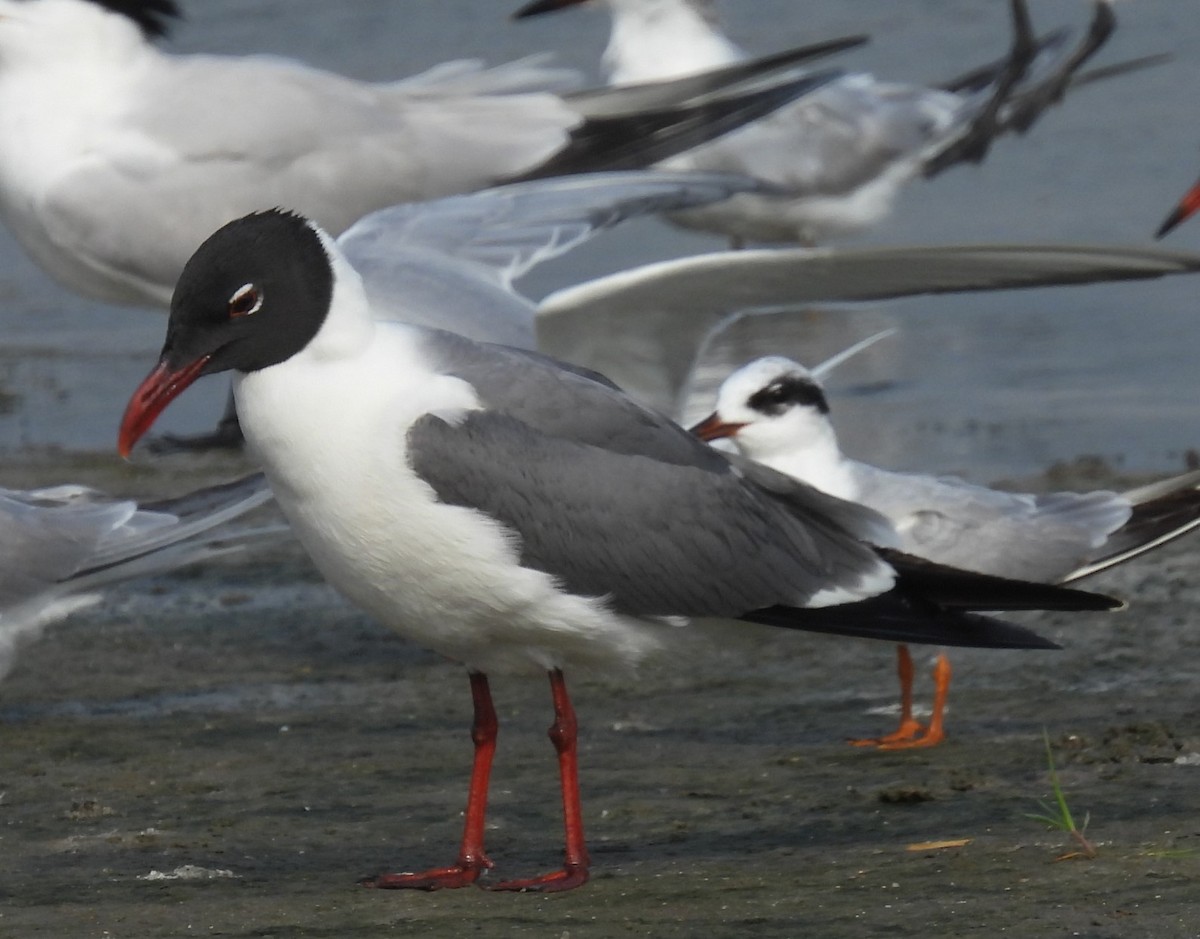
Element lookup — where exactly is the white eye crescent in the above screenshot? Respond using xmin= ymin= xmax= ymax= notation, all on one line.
xmin=228 ymin=283 xmax=263 ymax=318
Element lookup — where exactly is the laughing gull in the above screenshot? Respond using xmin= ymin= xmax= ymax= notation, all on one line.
xmin=514 ymin=0 xmax=1136 ymax=246
xmin=117 ymin=210 xmax=1120 ymax=890
xmin=1155 ymin=171 xmax=1200 ymax=238
xmin=692 ymin=347 xmax=1200 ymax=748
xmin=0 ymin=473 xmax=279 ymax=682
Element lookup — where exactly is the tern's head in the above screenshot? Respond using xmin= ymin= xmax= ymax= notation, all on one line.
xmin=513 ymin=0 xmax=735 ymax=84
xmin=690 ymin=356 xmax=839 ymax=463
xmin=118 ymin=209 xmax=340 ymax=456
xmin=0 ymin=0 xmax=178 ymax=66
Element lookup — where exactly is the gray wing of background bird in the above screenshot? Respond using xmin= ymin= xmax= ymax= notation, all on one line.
xmin=338 ymin=170 xmax=770 ymax=347
xmin=534 ymin=244 xmax=1200 ymax=413
xmin=846 ymin=461 xmax=1133 ymax=583
xmin=42 ymin=49 xmax=834 ymax=307
xmin=0 ymin=474 xmax=281 ymax=679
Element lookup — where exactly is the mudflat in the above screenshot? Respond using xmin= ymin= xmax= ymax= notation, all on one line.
xmin=2 ymin=454 xmax=1199 ymax=938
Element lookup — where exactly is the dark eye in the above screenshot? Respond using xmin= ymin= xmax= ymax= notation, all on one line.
xmin=228 ymin=283 xmax=263 ymax=318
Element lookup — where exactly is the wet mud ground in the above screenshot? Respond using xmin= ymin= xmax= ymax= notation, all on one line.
xmin=2 ymin=454 xmax=1200 ymax=937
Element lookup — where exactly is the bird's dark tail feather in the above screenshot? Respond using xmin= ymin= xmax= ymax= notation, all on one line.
xmin=1064 ymin=477 xmax=1200 ymax=583
xmin=742 ymin=600 xmax=1059 ymax=650
xmin=513 ymin=65 xmax=847 ymax=181
xmin=877 ymin=548 xmax=1122 ymax=612
xmin=742 ymin=548 xmax=1123 ymax=650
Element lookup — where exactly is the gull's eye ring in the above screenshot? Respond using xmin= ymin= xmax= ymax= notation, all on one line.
xmin=228 ymin=283 xmax=263 ymax=318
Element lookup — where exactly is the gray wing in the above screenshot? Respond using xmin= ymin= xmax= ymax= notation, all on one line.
xmin=851 ymin=462 xmax=1132 ymax=583
xmin=406 ymin=409 xmax=887 ymax=618
xmin=41 ymin=56 xmax=587 ymax=304
xmin=343 ymin=167 xmax=771 ymax=350
xmin=338 ymin=170 xmax=768 ymax=290
xmin=412 ymin=331 xmax=890 ymax=614
xmin=0 ymin=474 xmax=282 ymax=681
xmin=0 ymin=474 xmax=278 ymax=604
xmin=665 ymin=76 xmax=964 ymax=197
xmin=536 ymin=244 xmax=1200 ymax=413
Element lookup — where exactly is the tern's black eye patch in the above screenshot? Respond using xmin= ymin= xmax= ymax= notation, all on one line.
xmin=747 ymin=376 xmax=829 ymax=416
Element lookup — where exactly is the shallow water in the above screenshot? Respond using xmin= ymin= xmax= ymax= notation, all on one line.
xmin=0 ymin=0 xmax=1196 ymax=480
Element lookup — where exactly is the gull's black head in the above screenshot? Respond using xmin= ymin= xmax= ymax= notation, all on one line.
xmin=119 ymin=209 xmax=333 ymax=456
xmin=162 ymin=208 xmax=334 ymax=377
xmin=85 ymin=0 xmax=182 ymax=39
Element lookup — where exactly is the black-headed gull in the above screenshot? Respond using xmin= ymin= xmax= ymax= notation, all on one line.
xmin=692 ymin=347 xmax=1200 ymax=748
xmin=515 ymin=0 xmax=1135 ymax=246
xmin=117 ymin=210 xmax=1120 ymax=889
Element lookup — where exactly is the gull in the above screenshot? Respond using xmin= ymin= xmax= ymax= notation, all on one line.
xmin=692 ymin=344 xmax=1200 ymax=748
xmin=515 ymin=0 xmax=1137 ymax=246
xmin=1155 ymin=170 xmax=1200 ymax=238
xmin=117 ymin=209 xmax=1120 ymax=890
xmin=0 ymin=0 xmax=846 ymax=446
xmin=0 ymin=473 xmax=279 ymax=682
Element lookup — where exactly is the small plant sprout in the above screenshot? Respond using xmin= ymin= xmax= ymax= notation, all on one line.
xmin=1027 ymin=729 xmax=1096 ymax=860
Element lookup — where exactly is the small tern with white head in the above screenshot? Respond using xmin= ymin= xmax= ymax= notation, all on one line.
xmin=692 ymin=344 xmax=1200 ymax=748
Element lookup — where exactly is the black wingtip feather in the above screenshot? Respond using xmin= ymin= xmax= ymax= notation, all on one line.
xmin=511 ymin=69 xmax=846 ymax=182
xmin=743 ymin=600 xmax=1061 ymax=650
xmin=878 ymin=548 xmax=1123 ymax=612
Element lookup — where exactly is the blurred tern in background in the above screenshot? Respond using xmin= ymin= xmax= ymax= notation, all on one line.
xmin=0 ymin=0 xmax=848 ymax=446
xmin=0 ymin=473 xmax=279 ymax=682
xmin=516 ymin=0 xmax=1155 ymax=246
xmin=692 ymin=339 xmax=1200 ymax=748
xmin=116 ymin=210 xmax=1120 ymax=890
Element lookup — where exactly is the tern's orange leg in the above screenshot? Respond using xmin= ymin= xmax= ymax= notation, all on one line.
xmin=850 ymin=644 xmax=925 ymax=747
xmin=363 ymin=671 xmax=497 ymax=889
xmin=486 ymin=668 xmax=590 ymax=892
xmin=879 ymin=653 xmax=952 ymax=750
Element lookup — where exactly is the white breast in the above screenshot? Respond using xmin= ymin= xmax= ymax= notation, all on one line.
xmin=234 ymin=311 xmax=668 ymax=675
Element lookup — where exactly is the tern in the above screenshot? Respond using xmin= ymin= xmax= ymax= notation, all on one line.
xmin=692 ymin=347 xmax=1200 ymax=748
xmin=1155 ymin=171 xmax=1200 ymax=239
xmin=118 ymin=210 xmax=1120 ymax=890
xmin=516 ymin=0 xmax=1133 ymax=246
xmin=0 ymin=0 xmax=847 ymax=447
xmin=0 ymin=472 xmax=279 ymax=682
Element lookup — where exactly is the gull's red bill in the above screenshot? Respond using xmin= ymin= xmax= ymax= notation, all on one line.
xmin=118 ymin=356 xmax=211 ymax=457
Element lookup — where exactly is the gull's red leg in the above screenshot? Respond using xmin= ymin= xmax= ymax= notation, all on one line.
xmin=486 ymin=668 xmax=590 ymax=892
xmin=363 ymin=670 xmax=497 ymax=889
xmin=880 ymin=653 xmax=951 ymax=750
xmin=850 ymin=644 xmax=926 ymax=747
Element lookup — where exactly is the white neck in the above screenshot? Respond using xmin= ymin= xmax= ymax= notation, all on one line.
xmin=739 ymin=416 xmax=859 ymax=503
